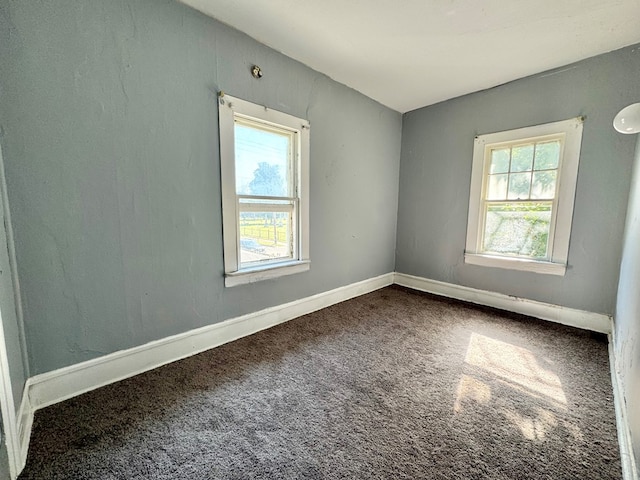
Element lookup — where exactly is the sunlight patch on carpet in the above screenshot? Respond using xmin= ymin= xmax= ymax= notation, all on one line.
xmin=453 ymin=375 xmax=491 ymax=413
xmin=500 ymin=406 xmax=558 ymax=441
xmin=464 ymin=333 xmax=567 ymax=405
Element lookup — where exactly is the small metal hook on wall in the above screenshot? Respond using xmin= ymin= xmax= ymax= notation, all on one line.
xmin=251 ymin=65 xmax=263 ymax=79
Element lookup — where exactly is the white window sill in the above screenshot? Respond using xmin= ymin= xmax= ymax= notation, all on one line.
xmin=464 ymin=253 xmax=566 ymax=276
xmin=225 ymin=260 xmax=310 ymax=287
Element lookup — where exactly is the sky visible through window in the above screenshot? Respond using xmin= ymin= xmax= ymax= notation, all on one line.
xmin=234 ymin=123 xmax=289 ymax=196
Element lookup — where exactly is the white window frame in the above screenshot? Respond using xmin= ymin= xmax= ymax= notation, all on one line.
xmin=465 ymin=117 xmax=584 ymax=276
xmin=218 ymin=93 xmax=310 ymax=287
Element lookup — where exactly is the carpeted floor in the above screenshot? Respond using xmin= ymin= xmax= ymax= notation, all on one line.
xmin=18 ymin=286 xmax=621 ymax=479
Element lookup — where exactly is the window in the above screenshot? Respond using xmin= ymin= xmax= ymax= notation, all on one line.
xmin=218 ymin=93 xmax=310 ymax=287
xmin=465 ymin=117 xmax=584 ymax=275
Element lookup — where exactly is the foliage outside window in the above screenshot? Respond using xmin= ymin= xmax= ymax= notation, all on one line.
xmin=219 ymin=93 xmax=310 ymax=287
xmin=465 ymin=118 xmax=584 ymax=275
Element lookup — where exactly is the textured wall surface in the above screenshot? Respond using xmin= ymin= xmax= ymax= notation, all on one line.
xmin=0 ymin=0 xmax=402 ymax=374
xmin=615 ymin=135 xmax=640 ymax=471
xmin=396 ymin=45 xmax=640 ymax=315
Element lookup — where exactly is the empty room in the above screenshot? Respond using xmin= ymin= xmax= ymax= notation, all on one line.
xmin=0 ymin=0 xmax=639 ymax=478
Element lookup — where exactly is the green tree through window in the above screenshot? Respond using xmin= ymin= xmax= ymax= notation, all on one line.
xmin=249 ymin=162 xmax=285 ymax=196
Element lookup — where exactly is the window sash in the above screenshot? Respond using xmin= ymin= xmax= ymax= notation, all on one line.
xmin=478 ymin=146 xmax=562 ymax=261
xmin=479 ymin=200 xmax=554 ymax=260
xmin=476 ymin=134 xmax=566 ymax=260
xmin=238 ymin=209 xmax=295 ymax=268
xmin=232 ymin=116 xmax=300 ymax=265
xmin=234 ymin=117 xmax=296 ymax=198
xmin=237 ymin=197 xmax=298 ymax=267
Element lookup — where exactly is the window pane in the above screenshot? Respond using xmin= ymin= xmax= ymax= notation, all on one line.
xmin=490 ymin=149 xmax=510 ymax=174
xmin=534 ymin=141 xmax=560 ymax=170
xmin=531 ymin=171 xmax=557 ymax=199
xmin=487 ymin=174 xmax=508 ymax=200
xmin=510 ymin=144 xmax=534 ymax=172
xmin=239 ymin=211 xmax=293 ymax=265
xmin=482 ymin=203 xmax=552 ymax=258
xmin=235 ymin=123 xmax=291 ymax=197
xmin=507 ymin=172 xmax=531 ymax=199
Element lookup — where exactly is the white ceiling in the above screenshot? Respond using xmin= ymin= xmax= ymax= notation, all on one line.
xmin=179 ymin=0 xmax=640 ymax=113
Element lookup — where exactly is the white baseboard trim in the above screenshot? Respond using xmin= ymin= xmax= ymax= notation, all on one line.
xmin=18 ymin=271 xmax=622 ymax=478
xmin=394 ymin=273 xmax=612 ymax=334
xmin=26 ymin=273 xmax=393 ymax=413
xmin=609 ymin=332 xmax=639 ymax=480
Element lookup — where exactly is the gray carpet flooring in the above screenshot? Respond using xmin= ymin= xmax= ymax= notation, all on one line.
xmin=18 ymin=286 xmax=621 ymax=479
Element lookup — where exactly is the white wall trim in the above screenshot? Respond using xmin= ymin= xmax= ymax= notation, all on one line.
xmin=393 ymin=273 xmax=612 ymax=334
xmin=0 ymin=143 xmax=28 ymax=480
xmin=464 ymin=253 xmax=566 ymax=276
xmin=16 ymin=382 xmax=32 ymax=474
xmin=0 ymin=315 xmax=19 ymax=480
xmin=609 ymin=331 xmax=639 ymax=480
xmin=26 ymin=273 xmax=393 ymax=413
xmin=0 ymin=144 xmax=29 ymax=380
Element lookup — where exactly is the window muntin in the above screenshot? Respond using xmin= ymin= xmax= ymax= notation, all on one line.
xmin=465 ymin=118 xmax=583 ymax=275
xmin=219 ymin=93 xmax=310 ymax=286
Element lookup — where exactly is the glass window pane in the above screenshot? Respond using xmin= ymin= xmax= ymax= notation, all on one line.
xmin=487 ymin=174 xmax=508 ymax=200
xmin=534 ymin=141 xmax=560 ymax=171
xmin=239 ymin=211 xmax=293 ymax=266
xmin=510 ymin=144 xmax=534 ymax=172
xmin=482 ymin=202 xmax=552 ymax=258
xmin=490 ymin=149 xmax=510 ymax=174
xmin=235 ymin=123 xmax=291 ymax=197
xmin=507 ymin=172 xmax=531 ymax=200
xmin=531 ymin=171 xmax=557 ymax=199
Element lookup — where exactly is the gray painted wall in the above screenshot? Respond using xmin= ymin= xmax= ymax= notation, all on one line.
xmin=0 ymin=0 xmax=402 ymax=375
xmin=615 ymin=135 xmax=640 ymax=470
xmin=397 ymin=45 xmax=640 ymax=315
